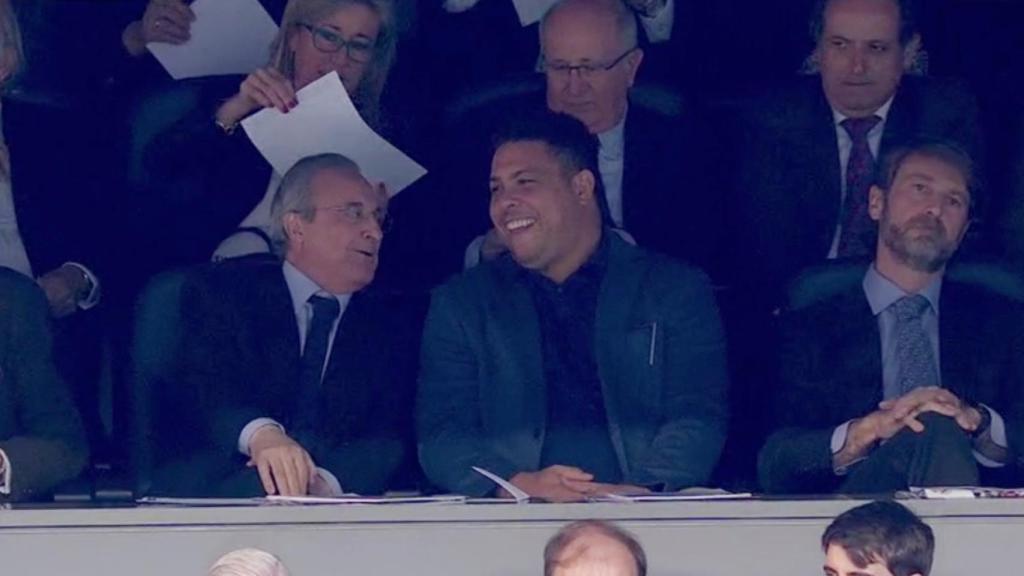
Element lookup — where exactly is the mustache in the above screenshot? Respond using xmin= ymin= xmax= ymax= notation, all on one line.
xmin=902 ymin=214 xmax=946 ymax=236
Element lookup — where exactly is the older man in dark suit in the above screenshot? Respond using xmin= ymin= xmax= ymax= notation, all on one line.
xmin=759 ymin=140 xmax=1024 ymax=494
xmin=727 ymin=0 xmax=983 ymax=301
xmin=162 ymin=153 xmax=418 ymax=497
xmin=0 ymin=268 xmax=88 ymax=500
xmin=418 ymin=111 xmax=728 ymax=500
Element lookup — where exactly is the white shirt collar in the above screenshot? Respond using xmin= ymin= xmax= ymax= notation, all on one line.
xmin=831 ymin=95 xmax=895 ymax=127
xmin=597 ymin=110 xmax=627 ymax=159
xmin=282 ymin=260 xmax=352 ymax=316
xmin=863 ymin=263 xmax=943 ymax=317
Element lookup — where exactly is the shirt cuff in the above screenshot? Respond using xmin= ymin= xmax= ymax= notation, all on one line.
xmin=831 ymin=420 xmax=866 ymax=475
xmin=974 ymin=404 xmax=1009 ymax=468
xmin=238 ymin=418 xmax=284 ymax=457
xmin=0 ymin=448 xmax=10 ymax=495
xmin=309 ymin=467 xmax=344 ymax=497
xmin=463 ymin=234 xmax=485 ymax=269
xmin=638 ymin=0 xmax=674 ymax=43
xmin=63 ymin=262 xmax=100 ymax=309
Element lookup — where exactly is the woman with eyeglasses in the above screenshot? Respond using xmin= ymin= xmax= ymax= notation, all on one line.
xmin=138 ymin=0 xmax=403 ymax=269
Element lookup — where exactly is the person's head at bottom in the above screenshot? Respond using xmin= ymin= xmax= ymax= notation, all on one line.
xmin=823 ymin=501 xmax=935 ymax=576
xmin=545 ymin=520 xmax=646 ymax=576
xmin=207 ymin=548 xmax=290 ymax=576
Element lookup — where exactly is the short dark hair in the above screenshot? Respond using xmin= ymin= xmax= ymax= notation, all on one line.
xmin=822 ymin=501 xmax=935 ymax=576
xmin=491 ymin=110 xmax=610 ymax=222
xmin=875 ymin=137 xmax=981 ymax=214
xmin=544 ymin=520 xmax=647 ymax=576
xmin=809 ymin=0 xmax=920 ymax=46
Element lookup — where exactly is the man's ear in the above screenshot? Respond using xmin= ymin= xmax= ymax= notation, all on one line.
xmin=868 ymin=185 xmax=886 ymax=222
xmin=283 ymin=212 xmax=305 ymax=248
xmin=902 ymin=33 xmax=922 ymax=70
xmin=572 ymin=169 xmax=596 ymax=203
xmin=625 ymin=48 xmax=644 ymax=87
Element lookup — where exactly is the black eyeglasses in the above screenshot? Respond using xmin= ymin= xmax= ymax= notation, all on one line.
xmin=539 ymin=47 xmax=638 ymax=80
xmin=297 ymin=23 xmax=376 ymax=64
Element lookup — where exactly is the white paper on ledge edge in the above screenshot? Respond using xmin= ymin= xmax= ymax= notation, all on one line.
xmin=472 ymin=466 xmax=530 ymax=503
xmin=241 ymin=72 xmax=426 ymax=196
xmin=147 ymin=0 xmax=278 ymax=80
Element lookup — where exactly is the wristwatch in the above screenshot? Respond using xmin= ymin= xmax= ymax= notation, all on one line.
xmin=970 ymin=402 xmax=992 ymax=438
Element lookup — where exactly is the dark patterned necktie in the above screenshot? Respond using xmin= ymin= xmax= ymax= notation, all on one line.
xmin=837 ymin=115 xmax=882 ymax=257
xmin=890 ymin=295 xmax=939 ymax=398
xmin=296 ymin=295 xmax=340 ymax=432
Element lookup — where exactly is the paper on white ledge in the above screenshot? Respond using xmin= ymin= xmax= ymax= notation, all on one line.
xmin=147 ymin=0 xmax=278 ymax=80
xmin=266 ymin=494 xmax=466 ymax=504
xmin=591 ymin=490 xmax=754 ymax=503
xmin=472 ymin=466 xmax=530 ymax=503
xmin=242 ymin=72 xmax=426 ymax=196
xmin=511 ymin=0 xmax=559 ymax=26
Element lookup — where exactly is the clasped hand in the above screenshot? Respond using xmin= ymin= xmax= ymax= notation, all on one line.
xmin=247 ymin=426 xmax=317 ymax=496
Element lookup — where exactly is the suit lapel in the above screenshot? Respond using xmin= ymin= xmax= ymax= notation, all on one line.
xmin=937 ymin=282 xmax=978 ymax=400
xmin=801 ymin=85 xmax=844 ymax=253
xmin=249 ymin=267 xmax=302 ymax=416
xmin=490 ymin=258 xmax=547 ymax=446
xmin=594 ymin=236 xmax=644 ymax=476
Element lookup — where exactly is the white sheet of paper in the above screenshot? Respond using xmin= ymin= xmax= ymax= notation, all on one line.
xmin=241 ymin=72 xmax=426 ymax=196
xmin=147 ymin=0 xmax=278 ymax=80
xmin=265 ymin=494 xmax=467 ymax=505
xmin=472 ymin=466 xmax=530 ymax=503
xmin=591 ymin=491 xmax=754 ymax=503
xmin=511 ymin=0 xmax=558 ymax=26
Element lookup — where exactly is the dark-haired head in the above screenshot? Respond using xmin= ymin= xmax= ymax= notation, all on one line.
xmin=823 ymin=501 xmax=934 ymax=576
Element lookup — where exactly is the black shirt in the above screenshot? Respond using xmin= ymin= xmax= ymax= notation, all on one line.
xmin=524 ymin=233 xmax=621 ymax=483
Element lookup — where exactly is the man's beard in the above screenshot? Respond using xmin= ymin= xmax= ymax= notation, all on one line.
xmin=881 ymin=214 xmax=957 ymax=273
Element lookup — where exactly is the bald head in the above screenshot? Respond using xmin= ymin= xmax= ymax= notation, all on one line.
xmin=544 ymin=521 xmax=646 ymax=576
xmin=541 ymin=0 xmax=638 ymax=53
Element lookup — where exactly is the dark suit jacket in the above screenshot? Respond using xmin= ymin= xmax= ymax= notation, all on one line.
xmin=417 ymin=233 xmax=729 ymax=496
xmin=0 ymin=268 xmax=88 ymax=500
xmin=5 ymin=98 xmax=107 ymax=279
xmin=139 ymin=76 xmax=273 ymax=269
xmin=172 ymin=259 xmax=420 ymax=495
xmin=727 ymin=75 xmax=984 ymax=302
xmin=758 ymin=271 xmax=1024 ymax=493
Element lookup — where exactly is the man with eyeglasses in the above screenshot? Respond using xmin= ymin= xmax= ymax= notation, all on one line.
xmin=463 ymin=0 xmax=720 ymax=276
xmin=162 ymin=153 xmax=419 ymax=498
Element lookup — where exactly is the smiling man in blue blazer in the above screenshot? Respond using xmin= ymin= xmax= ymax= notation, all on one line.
xmin=417 ymin=111 xmax=728 ymax=501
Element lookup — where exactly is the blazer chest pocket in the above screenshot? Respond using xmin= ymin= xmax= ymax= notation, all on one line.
xmin=620 ymin=324 xmax=663 ymax=414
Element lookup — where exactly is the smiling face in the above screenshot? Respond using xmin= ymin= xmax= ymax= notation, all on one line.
xmin=869 ymin=152 xmax=971 ymax=273
xmin=489 ymin=140 xmax=599 ymax=283
xmin=288 ymin=2 xmax=381 ymax=93
xmin=816 ymin=0 xmax=916 ymax=118
xmin=284 ymin=167 xmax=386 ymax=293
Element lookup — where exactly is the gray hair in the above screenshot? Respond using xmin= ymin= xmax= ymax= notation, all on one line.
xmin=269 ymin=153 xmax=362 ymax=255
xmin=207 ymin=548 xmax=290 ymax=576
xmin=540 ymin=0 xmax=638 ymax=55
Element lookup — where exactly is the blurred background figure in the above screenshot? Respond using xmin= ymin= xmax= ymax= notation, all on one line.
xmin=207 ymin=548 xmax=291 ymax=576
xmin=544 ymin=520 xmax=647 ymax=576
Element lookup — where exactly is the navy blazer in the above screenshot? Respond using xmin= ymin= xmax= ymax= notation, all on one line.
xmin=417 ymin=234 xmax=729 ymax=496
xmin=173 ymin=259 xmax=420 ymax=495
xmin=759 ymin=271 xmax=1024 ymax=493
